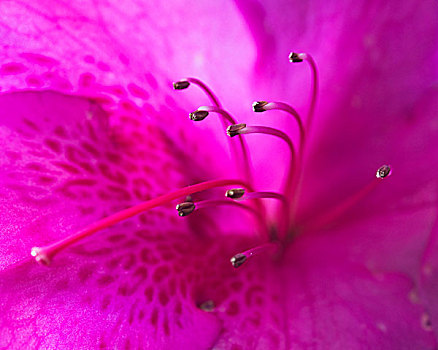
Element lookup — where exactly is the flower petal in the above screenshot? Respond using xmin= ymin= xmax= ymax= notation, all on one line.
xmin=420 ymin=216 xmax=438 ymax=339
xmin=284 ymin=248 xmax=436 ymax=349
xmin=0 ymin=0 xmax=255 ymax=106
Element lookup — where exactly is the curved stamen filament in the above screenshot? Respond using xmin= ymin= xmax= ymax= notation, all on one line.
xmin=227 ymin=125 xmax=296 ymax=161
xmin=194 ymin=106 xmax=236 ymax=124
xmin=299 ymin=165 xmax=392 ymax=232
xmin=253 ymin=101 xmax=305 ymax=148
xmin=304 ymin=54 xmax=319 ymax=131
xmin=243 ymin=192 xmax=289 ymax=240
xmin=230 ymin=241 xmax=281 ymax=268
xmin=193 ymin=106 xmax=253 ymax=184
xmin=174 ymin=78 xmax=254 ymax=185
xmin=287 ymin=52 xmax=319 ymax=224
xmin=31 ymin=179 xmax=258 ymax=266
xmin=174 ymin=77 xmax=222 ymax=108
xmin=289 ymin=53 xmax=319 ymax=132
xmin=227 ymin=124 xmax=297 ymax=199
xmin=181 ymin=199 xmax=267 ymax=237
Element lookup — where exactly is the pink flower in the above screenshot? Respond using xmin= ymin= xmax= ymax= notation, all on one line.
xmin=1 ymin=0 xmax=438 ymax=349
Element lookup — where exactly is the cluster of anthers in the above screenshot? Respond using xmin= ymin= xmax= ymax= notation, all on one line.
xmin=31 ymin=52 xmax=391 ymax=269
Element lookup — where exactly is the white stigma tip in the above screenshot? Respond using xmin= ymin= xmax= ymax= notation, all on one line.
xmin=30 ymin=247 xmax=51 ymax=266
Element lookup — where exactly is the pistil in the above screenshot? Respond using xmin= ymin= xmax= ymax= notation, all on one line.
xmin=31 ymin=179 xmax=256 ymax=265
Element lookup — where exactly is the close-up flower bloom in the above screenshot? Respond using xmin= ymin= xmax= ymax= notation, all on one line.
xmin=1 ymin=0 xmax=438 ymax=349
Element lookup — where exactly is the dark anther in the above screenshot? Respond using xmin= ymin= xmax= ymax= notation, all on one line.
xmin=226 ymin=123 xmax=247 ymax=137
xmin=289 ymin=52 xmax=304 ymax=63
xmin=376 ymin=165 xmax=391 ymax=179
xmin=176 ymin=202 xmax=196 ymax=217
xmin=252 ymin=101 xmax=269 ymax=113
xmin=173 ymin=80 xmax=190 ymax=90
xmin=230 ymin=253 xmax=247 ymax=268
xmin=225 ymin=188 xmax=245 ymax=199
xmin=189 ymin=110 xmax=209 ymax=121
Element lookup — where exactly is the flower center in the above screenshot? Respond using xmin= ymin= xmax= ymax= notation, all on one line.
xmin=31 ymin=52 xmax=391 ymax=269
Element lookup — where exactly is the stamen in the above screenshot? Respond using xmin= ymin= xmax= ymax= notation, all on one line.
xmin=287 ymin=51 xmax=319 ymax=223
xmin=192 ymin=106 xmax=237 ymax=125
xmin=226 ymin=125 xmax=296 ymax=159
xmin=230 ymin=242 xmax=280 ymax=268
xmin=237 ymin=191 xmax=288 ymax=203
xmin=195 ymin=199 xmax=250 ymax=212
xmin=31 ymin=179 xmax=257 ymax=266
xmin=301 ymin=165 xmax=392 ymax=232
xmin=252 ymin=101 xmax=305 ymax=147
xmin=288 ymin=52 xmax=319 ymax=130
xmin=173 ymin=78 xmax=222 ymax=107
xmin=173 ymin=77 xmax=253 ymax=185
xmin=190 ymin=107 xmax=253 ymax=185
xmin=226 ymin=124 xmax=297 ymax=198
xmin=176 ymin=202 xmax=196 ymax=216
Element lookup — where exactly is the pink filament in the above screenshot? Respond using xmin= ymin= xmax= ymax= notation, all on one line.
xmin=185 ymin=77 xmax=222 ymax=108
xmin=181 ymin=79 xmax=254 ymax=185
xmin=237 ymin=192 xmax=289 ymax=240
xmin=196 ymin=106 xmax=253 ymax=183
xmin=238 ymin=125 xmax=297 ymax=200
xmin=300 ymin=178 xmax=384 ymax=232
xmin=288 ymin=53 xmax=319 ymax=225
xmin=262 ymin=102 xmax=305 ymax=148
xmin=195 ymin=199 xmax=267 ymax=237
xmin=197 ymin=106 xmax=236 ymax=125
xmin=303 ymin=54 xmax=319 ymax=131
xmin=235 ymin=241 xmax=280 ymax=261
